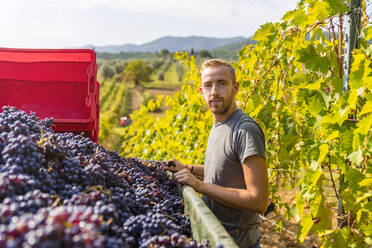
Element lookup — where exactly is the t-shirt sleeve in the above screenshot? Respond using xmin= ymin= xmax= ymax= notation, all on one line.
xmin=234 ymin=122 xmax=266 ymax=163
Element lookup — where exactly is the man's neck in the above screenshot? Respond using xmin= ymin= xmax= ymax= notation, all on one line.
xmin=213 ymin=104 xmax=239 ymax=122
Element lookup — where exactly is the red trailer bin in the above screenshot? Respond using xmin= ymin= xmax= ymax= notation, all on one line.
xmin=0 ymin=48 xmax=100 ymax=142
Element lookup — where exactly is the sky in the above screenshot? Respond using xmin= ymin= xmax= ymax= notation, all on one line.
xmin=0 ymin=0 xmax=370 ymax=49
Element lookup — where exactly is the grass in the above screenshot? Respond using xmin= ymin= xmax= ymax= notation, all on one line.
xmin=99 ymin=78 xmax=117 ymax=111
xmin=98 ymin=75 xmax=132 ymax=151
xmin=144 ymin=62 xmax=183 ymax=88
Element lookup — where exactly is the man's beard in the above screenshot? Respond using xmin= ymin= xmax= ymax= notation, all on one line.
xmin=207 ymin=89 xmax=234 ymax=115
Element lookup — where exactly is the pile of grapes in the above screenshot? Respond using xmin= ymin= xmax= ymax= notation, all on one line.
xmin=0 ymin=106 xmax=209 ymax=248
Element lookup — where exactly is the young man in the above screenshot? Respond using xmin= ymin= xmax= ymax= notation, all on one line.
xmin=165 ymin=59 xmax=269 ymax=248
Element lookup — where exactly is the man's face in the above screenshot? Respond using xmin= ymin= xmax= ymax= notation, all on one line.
xmin=200 ymin=66 xmax=238 ymax=116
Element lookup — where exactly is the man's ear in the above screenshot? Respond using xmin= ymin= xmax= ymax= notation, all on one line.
xmin=200 ymin=87 xmax=203 ymax=94
xmin=234 ymin=82 xmax=239 ymax=94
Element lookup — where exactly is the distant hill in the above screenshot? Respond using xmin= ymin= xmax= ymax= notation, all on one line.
xmin=210 ymin=38 xmax=256 ymax=60
xmin=83 ymin=36 xmax=248 ymax=53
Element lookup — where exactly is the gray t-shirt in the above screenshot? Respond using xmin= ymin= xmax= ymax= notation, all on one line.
xmin=202 ymin=109 xmax=266 ymax=247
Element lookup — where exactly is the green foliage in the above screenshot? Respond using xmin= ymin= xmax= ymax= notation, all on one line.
xmin=99 ymin=78 xmax=117 ymax=112
xmin=157 ymin=57 xmax=173 ymax=81
xmin=176 ymin=62 xmax=184 ymax=82
xmin=119 ymin=0 xmax=371 ymax=246
xmin=210 ymin=38 xmax=257 ymax=61
xmin=97 ymin=51 xmax=158 ymax=60
xmin=149 ymin=58 xmax=165 ymax=72
xmin=114 ymin=60 xmax=127 ymax=74
xmin=147 ymin=61 xmax=184 ymax=88
xmin=158 ymin=72 xmax=164 ymax=81
xmin=125 ymin=60 xmax=152 ymax=85
xmin=98 ymin=59 xmax=128 ymax=80
xmin=101 ymin=62 xmax=116 ymax=79
xmin=142 ymin=92 xmax=162 ymax=113
xmin=197 ymin=50 xmax=212 ymax=58
xmin=97 ymin=59 xmax=104 ymax=70
xmin=99 ymin=75 xmax=132 ymax=150
xmin=160 ymin=49 xmax=170 ymax=57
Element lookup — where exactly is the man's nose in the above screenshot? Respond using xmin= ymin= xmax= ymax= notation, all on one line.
xmin=211 ymin=84 xmax=219 ymax=95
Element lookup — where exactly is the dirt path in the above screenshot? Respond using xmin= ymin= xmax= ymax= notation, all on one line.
xmin=260 ymin=215 xmax=320 ymax=248
xmin=260 ymin=188 xmax=320 ymax=248
xmin=131 ymin=87 xmax=142 ymax=111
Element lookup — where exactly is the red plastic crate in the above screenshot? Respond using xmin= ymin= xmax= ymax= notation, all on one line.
xmin=0 ymin=48 xmax=100 ymax=142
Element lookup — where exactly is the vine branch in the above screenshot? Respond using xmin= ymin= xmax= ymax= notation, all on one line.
xmin=260 ymin=214 xmax=297 ymax=237
xmin=329 ymin=18 xmax=340 ymax=78
xmin=243 ymin=59 xmax=279 ymax=111
xmin=327 ymin=154 xmax=340 ymax=201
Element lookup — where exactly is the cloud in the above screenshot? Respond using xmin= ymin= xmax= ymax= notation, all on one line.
xmin=228 ymin=8 xmax=240 ymax=17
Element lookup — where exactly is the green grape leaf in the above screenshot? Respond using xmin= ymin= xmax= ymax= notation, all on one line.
xmin=311 ymin=193 xmax=332 ymax=231
xmin=340 ymin=128 xmax=354 ymax=154
xmin=308 ymin=1 xmax=329 ymax=21
xmin=282 ymin=8 xmax=307 ymax=26
xmin=352 ymin=131 xmax=361 ymax=151
xmin=296 ymin=192 xmax=305 ymax=217
xmin=300 ymin=79 xmax=321 ymax=90
xmin=361 ymin=222 xmax=372 ymax=237
xmin=367 ymin=44 xmax=372 ymax=58
xmin=308 ymin=90 xmax=327 ymax=116
xmin=323 ymin=229 xmax=348 ymax=247
xmin=350 ymin=49 xmax=372 ymax=89
xmin=297 ymin=214 xmax=314 ymax=243
xmin=364 ymin=24 xmax=372 ymax=41
xmin=359 ymin=178 xmax=372 ymax=189
xmin=324 ymin=0 xmax=348 ymax=15
xmin=347 ymin=89 xmax=358 ymax=109
xmin=326 ymin=131 xmax=339 ymax=141
xmin=359 ymin=98 xmax=372 ymax=115
xmin=356 ymin=114 xmax=372 ymax=135
xmin=298 ymin=45 xmax=329 ymax=74
xmin=348 ymin=146 xmax=363 ymax=166
xmin=253 ymin=22 xmax=275 ymax=42
xmin=331 ymin=77 xmax=343 ymax=93
xmin=318 ymin=143 xmax=329 ymax=165
xmin=345 ymin=168 xmax=365 ymax=194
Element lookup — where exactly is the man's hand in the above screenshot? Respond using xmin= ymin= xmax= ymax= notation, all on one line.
xmin=173 ymin=168 xmax=202 ymax=191
xmin=163 ymin=158 xmax=185 ymax=172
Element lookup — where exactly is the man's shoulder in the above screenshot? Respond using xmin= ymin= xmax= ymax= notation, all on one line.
xmin=233 ymin=111 xmax=262 ymax=133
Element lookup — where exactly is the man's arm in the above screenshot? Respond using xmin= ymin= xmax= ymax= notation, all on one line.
xmin=173 ymin=155 xmax=269 ymax=214
xmin=189 ymin=164 xmax=204 ymax=178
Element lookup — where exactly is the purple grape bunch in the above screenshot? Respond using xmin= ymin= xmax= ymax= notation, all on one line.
xmin=0 ymin=106 xmax=209 ymax=248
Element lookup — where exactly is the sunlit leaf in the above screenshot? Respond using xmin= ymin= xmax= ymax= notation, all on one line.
xmin=297 ymin=214 xmax=314 ymax=243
